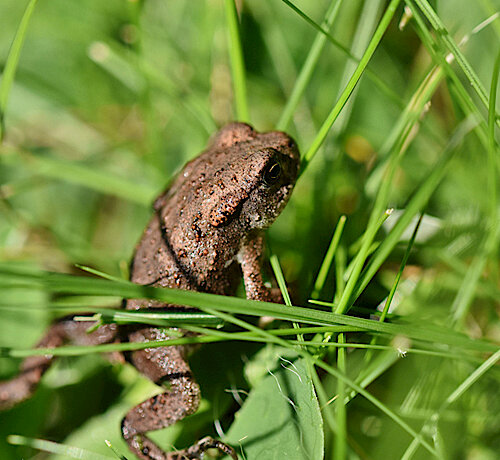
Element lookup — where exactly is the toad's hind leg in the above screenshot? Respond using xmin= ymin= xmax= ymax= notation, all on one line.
xmin=122 ymin=328 xmax=237 ymax=460
xmin=0 ymin=319 xmax=117 ymax=410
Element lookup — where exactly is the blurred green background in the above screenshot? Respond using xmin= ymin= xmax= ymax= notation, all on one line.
xmin=0 ymin=0 xmax=499 ymax=459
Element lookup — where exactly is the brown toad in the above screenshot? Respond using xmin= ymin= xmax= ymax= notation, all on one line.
xmin=0 ymin=122 xmax=300 ymax=459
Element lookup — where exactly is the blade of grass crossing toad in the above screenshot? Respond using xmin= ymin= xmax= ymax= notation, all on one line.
xmin=311 ymin=215 xmax=346 ymax=299
xmin=277 ymin=0 xmax=344 ymax=130
xmin=4 ymin=333 xmax=480 ymax=361
xmin=300 ymin=0 xmax=401 ymax=173
xmin=7 ymin=435 xmax=113 ymax=459
xmin=0 ymin=267 xmax=496 ymax=352
xmin=224 ymin=0 xmax=249 ymax=123
xmin=0 ymin=0 xmax=38 ymax=141
xmin=451 ymin=49 xmax=500 ymax=326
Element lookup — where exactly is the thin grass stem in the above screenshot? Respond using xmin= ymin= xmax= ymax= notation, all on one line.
xmin=311 ymin=215 xmax=346 ymax=299
xmin=0 ymin=0 xmax=39 ymax=141
xmin=300 ymin=0 xmax=401 ymax=173
xmin=277 ymin=0 xmax=344 ymax=130
xmin=225 ymin=0 xmax=249 ymax=122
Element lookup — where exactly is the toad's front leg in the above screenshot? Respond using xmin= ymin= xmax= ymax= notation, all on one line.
xmin=237 ymin=233 xmax=282 ymax=303
xmin=122 ymin=327 xmax=237 ymax=460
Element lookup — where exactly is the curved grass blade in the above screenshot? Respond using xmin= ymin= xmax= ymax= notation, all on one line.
xmin=334 ymin=209 xmax=392 ymax=315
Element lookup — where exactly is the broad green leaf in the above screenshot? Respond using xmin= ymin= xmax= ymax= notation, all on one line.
xmin=225 ymin=357 xmax=323 ymax=460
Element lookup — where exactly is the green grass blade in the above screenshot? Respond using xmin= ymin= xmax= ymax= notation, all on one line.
xmin=311 ymin=215 xmax=346 ymax=299
xmin=300 ymin=0 xmax=401 ymax=173
xmin=277 ymin=0 xmax=343 ymax=131
xmin=4 ymin=329 xmax=487 ymax=361
xmin=363 ymin=58 xmax=449 ymax=249
xmin=442 ymin=349 xmax=500 ymax=408
xmin=104 ymin=440 xmax=129 ymax=460
xmin=334 ymin=333 xmax=347 ymax=460
xmin=407 ymin=4 xmax=497 ymax=183
xmin=363 ymin=214 xmax=423 ymax=365
xmin=270 ymin=254 xmax=304 ymax=344
xmin=7 ymin=435 xmax=113 ymax=459
xmin=225 ymin=0 xmax=249 ymax=122
xmin=334 ymin=244 xmax=346 ymax=302
xmin=270 ymin=254 xmax=292 ymax=307
xmin=451 ymin=48 xmax=500 ymax=326
xmin=354 ymin=117 xmax=478 ymax=302
xmin=410 ymin=0 xmax=498 ymax=124
xmin=315 ymin=358 xmax=437 ymax=456
xmin=279 ymin=0 xmax=403 ymax=118
xmin=335 ymin=209 xmax=392 ymax=315
xmin=381 ymin=214 xmax=423 ymax=323
xmin=407 ymin=0 xmax=499 ymax=130
xmin=0 ymin=0 xmax=38 ymax=141
xmin=0 ymin=267 xmax=496 ymax=352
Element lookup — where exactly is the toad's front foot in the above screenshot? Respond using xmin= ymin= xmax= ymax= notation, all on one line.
xmin=170 ymin=436 xmax=237 ymax=460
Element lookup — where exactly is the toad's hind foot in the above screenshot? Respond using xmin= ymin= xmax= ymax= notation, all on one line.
xmin=179 ymin=436 xmax=238 ymax=460
xmin=163 ymin=436 xmax=237 ymax=460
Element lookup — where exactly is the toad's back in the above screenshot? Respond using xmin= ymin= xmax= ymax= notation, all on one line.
xmin=127 ymin=122 xmax=299 ymax=308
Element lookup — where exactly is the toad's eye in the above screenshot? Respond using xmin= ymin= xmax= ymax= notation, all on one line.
xmin=262 ymin=159 xmax=282 ymax=186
